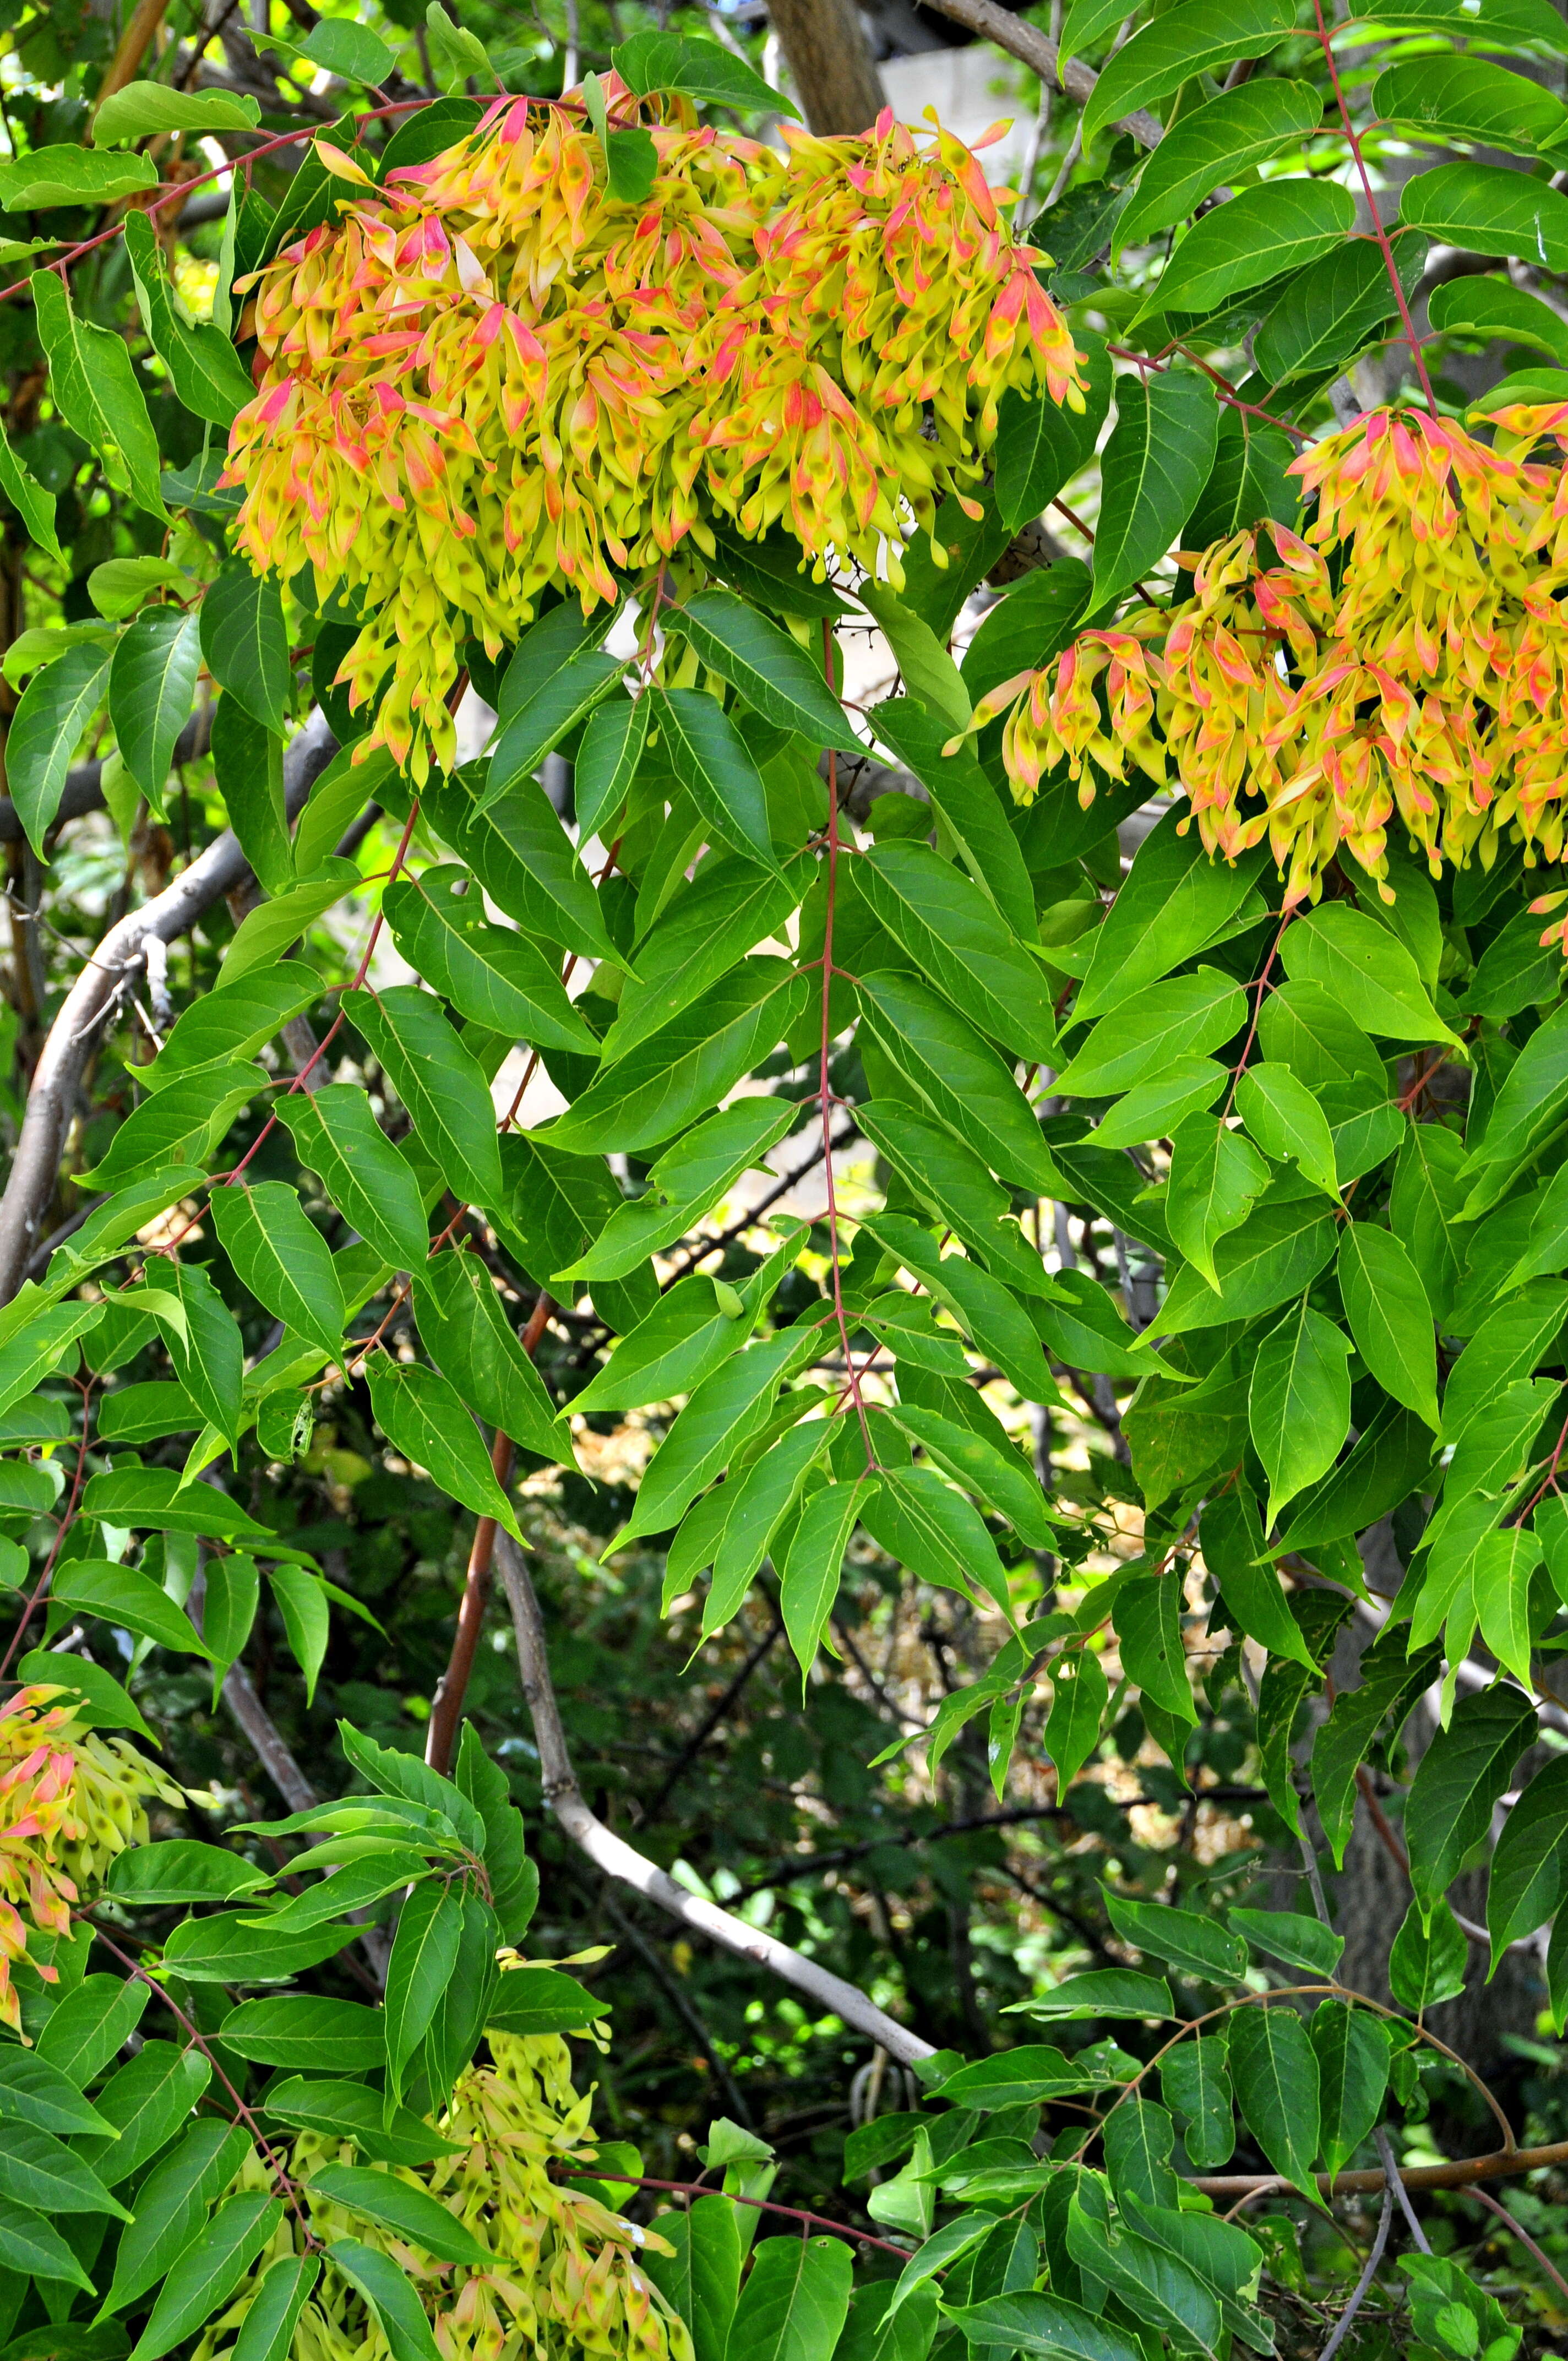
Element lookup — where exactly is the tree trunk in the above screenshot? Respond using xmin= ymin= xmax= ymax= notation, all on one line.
xmin=767 ymin=0 xmax=888 ymax=134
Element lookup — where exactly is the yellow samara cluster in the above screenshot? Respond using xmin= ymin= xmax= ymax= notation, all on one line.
xmin=0 ymin=1684 xmax=181 ymax=2030
xmin=204 ymin=2032 xmax=692 ymax=2361
xmin=222 ymin=79 xmax=1084 ymax=783
xmin=970 ymin=402 xmax=1568 ymax=927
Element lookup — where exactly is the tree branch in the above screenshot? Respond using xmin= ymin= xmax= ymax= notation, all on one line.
xmin=1195 ymin=2134 xmax=1568 ymax=2199
xmin=908 ymin=0 xmax=1165 ymax=149
xmin=0 ymin=711 xmax=337 ymax=1305
xmin=495 ymin=1531 xmax=936 ymax=2066
xmin=0 ymin=705 xmax=216 ymax=845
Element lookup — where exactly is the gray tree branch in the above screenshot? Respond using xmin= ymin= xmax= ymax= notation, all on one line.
xmin=0 ymin=710 xmax=338 ymax=1304
xmin=907 ymin=0 xmax=1164 ymax=148
xmin=496 ymin=1532 xmax=936 ymax=2066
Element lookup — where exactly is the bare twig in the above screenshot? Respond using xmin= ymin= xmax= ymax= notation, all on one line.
xmin=1316 ymin=2189 xmax=1393 ymax=2361
xmin=1376 ymin=2126 xmax=1433 ymax=2255
xmin=496 ymin=1531 xmax=935 ymax=2065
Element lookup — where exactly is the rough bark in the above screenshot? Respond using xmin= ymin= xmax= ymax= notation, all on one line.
xmin=766 ymin=0 xmax=889 ymax=133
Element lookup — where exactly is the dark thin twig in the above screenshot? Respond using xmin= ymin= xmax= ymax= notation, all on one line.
xmin=595 ymin=1887 xmax=754 ymax=2129
xmin=645 ymin=1610 xmax=785 ymax=1818
xmin=1316 ymin=2188 xmax=1393 ymax=2361
xmin=1465 ymin=2186 xmax=1568 ymax=2304
xmin=658 ymin=1119 xmax=858 ymax=1286
xmin=729 ymin=1791 xmax=1271 ymax=1900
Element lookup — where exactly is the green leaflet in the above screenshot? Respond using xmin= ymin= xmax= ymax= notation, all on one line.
xmin=483 ymin=654 xmax=627 ymax=806
xmin=702 ymin=1417 xmax=832 ymax=1639
xmin=1091 ymin=369 xmax=1221 ymax=608
xmin=31 ymin=268 xmax=167 ymax=520
xmin=857 ymin=971 xmax=1059 ymax=1195
xmin=651 ymin=687 xmax=782 ymax=872
xmin=606 ymin=1322 xmax=826 ymax=1554
xmin=856 ymin=842 xmax=1057 ymax=1062
xmin=569 ymin=1277 xmax=749 ymax=1415
xmin=642 ymin=2195 xmax=741 ymax=2361
xmin=50 ymin=1559 xmax=211 ymax=1658
xmin=149 ymin=962 xmax=320 ymax=1089
xmin=1161 ymin=2036 xmax=1234 ymax=2171
xmin=1201 ymin=1485 xmax=1315 ymax=1667
xmin=1083 ymin=0 xmax=1298 ymax=143
xmin=1112 ymin=1575 xmax=1197 ymax=1725
xmin=129 ymin=2196 xmax=283 ymax=2361
xmin=1401 ymin=158 xmax=1568 ymax=268
xmin=209 ymin=1183 xmax=345 ymax=1364
xmin=1281 ymin=904 xmax=1458 ymax=1047
xmin=78 ymin=2042 xmax=211 ymax=2185
xmin=326 ymin=2240 xmax=443 ymax=2361
xmin=864 ymin=696 xmax=1037 ymax=941
xmin=412 ymin=1250 xmax=572 ymax=1465
xmin=723 ymin=2237 xmax=853 ymax=2361
xmin=308 ymin=2167 xmax=489 ymax=2265
xmin=862 ymin=1213 xmax=1055 ymax=1402
xmin=126 ymin=211 xmax=255 ymax=430
xmin=1311 ymin=2003 xmax=1390 ymax=2187
xmin=680 ymin=590 xmax=857 ymax=748
xmin=275 ymin=1086 xmax=432 ymax=1270
xmin=860 ymin=1464 xmax=1014 ymax=1618
xmin=349 ymin=986 xmax=505 ymax=1209
xmin=603 ymin=856 xmax=801 ymax=1064
xmin=8 ymin=641 xmax=113 ymax=853
xmin=200 ymin=565 xmax=292 ymax=738
xmin=992 ymin=341 xmax=1112 ymax=536
xmin=1140 ymin=181 xmax=1354 ymax=323
xmin=555 ymin=1098 xmax=796 ymax=1280
xmin=1076 ymin=807 xmax=1268 ymax=1021
xmin=383 ymin=868 xmax=597 ymax=1054
xmin=1066 ymin=2197 xmax=1223 ymax=2357
xmin=0 ymin=2050 xmax=118 ymax=2139
xmin=1405 ymin=1684 xmax=1537 ymax=1917
xmin=1235 ymin=1065 xmax=1338 ymax=1198
xmin=1117 ymin=80 xmax=1323 ymax=247
xmin=477 ymin=770 xmax=623 ymax=961
xmin=856 ymin=1100 xmax=1055 ymax=1298
xmin=1164 ymin=1114 xmax=1271 ymax=1291
xmin=35 ymin=1974 xmax=150 ymax=2086
xmin=1228 ymin=2006 xmax=1321 ymax=2199
xmin=778 ymin=1478 xmax=873 ymax=1679
xmin=232 ymin=2257 xmax=322 ymax=2361
xmin=383 ymin=1881 xmax=465 ymax=2109
xmin=1248 ymin=1299 xmax=1352 ymax=1528
xmin=545 ymin=961 xmax=811 ymax=1155
xmin=1149 ymin=1192 xmax=1337 ymax=1337
xmin=1488 ymin=1755 xmax=1568 ymax=1961
xmin=364 ymin=1359 xmax=523 ymax=1542
xmin=83 ymin=1060 xmax=265 ymax=1189
xmin=1311 ymin=1633 xmax=1441 ymax=1867
xmin=1057 ymin=969 xmax=1244 ymax=1098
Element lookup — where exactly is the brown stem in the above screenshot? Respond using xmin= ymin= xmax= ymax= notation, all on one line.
xmin=1196 ymin=2133 xmax=1568 ymax=2199
xmin=96 ymin=0 xmax=173 ymax=105
xmin=553 ymin=2168 xmax=910 ymax=2255
xmin=1464 ymin=2186 xmax=1568 ymax=2304
xmin=425 ymin=1293 xmax=551 ymax=1774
